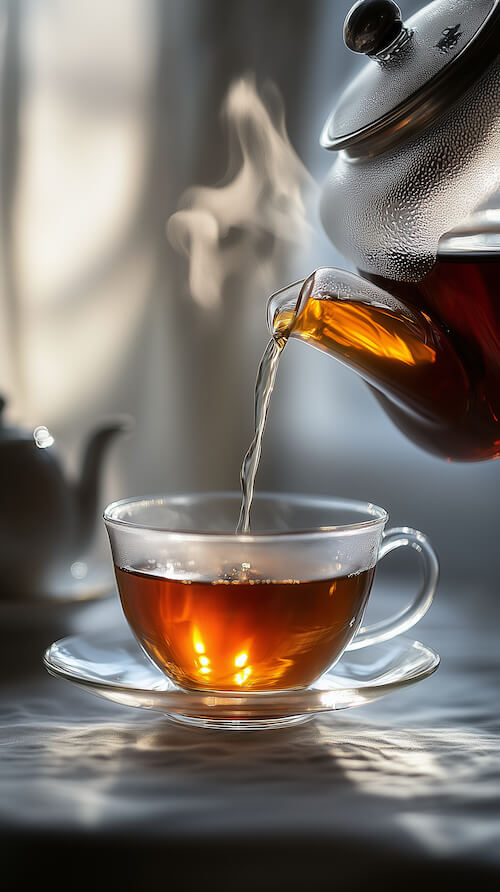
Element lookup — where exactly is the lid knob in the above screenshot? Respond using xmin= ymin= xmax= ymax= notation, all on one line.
xmin=344 ymin=0 xmax=403 ymax=56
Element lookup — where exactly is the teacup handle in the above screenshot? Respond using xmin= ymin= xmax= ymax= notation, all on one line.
xmin=346 ymin=527 xmax=439 ymax=651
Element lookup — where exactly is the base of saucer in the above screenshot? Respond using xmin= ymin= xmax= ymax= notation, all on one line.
xmin=167 ymin=712 xmax=315 ymax=730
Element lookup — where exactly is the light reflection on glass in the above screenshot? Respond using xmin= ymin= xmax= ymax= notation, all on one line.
xmin=33 ymin=425 xmax=54 ymax=448
xmin=71 ymin=561 xmax=88 ymax=580
xmin=193 ymin=633 xmax=205 ymax=655
xmin=234 ymin=666 xmax=252 ymax=685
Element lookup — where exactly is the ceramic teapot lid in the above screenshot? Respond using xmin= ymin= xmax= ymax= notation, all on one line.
xmin=321 ymin=0 xmax=500 ymax=156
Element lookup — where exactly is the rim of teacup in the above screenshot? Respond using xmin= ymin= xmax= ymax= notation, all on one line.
xmin=103 ymin=491 xmax=388 ymax=540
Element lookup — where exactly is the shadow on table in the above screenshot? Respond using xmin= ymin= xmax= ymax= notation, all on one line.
xmin=3 ymin=685 xmax=500 ymax=890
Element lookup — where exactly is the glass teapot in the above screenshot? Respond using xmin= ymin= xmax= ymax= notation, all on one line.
xmin=269 ymin=0 xmax=500 ymax=462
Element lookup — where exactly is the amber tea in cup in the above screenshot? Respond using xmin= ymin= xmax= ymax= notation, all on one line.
xmin=115 ymin=565 xmax=375 ymax=691
xmin=104 ymin=493 xmax=438 ymax=693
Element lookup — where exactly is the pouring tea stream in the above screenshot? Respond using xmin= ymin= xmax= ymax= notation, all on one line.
xmin=167 ymin=0 xmax=500 ymax=531
xmin=237 ymin=0 xmax=500 ymax=530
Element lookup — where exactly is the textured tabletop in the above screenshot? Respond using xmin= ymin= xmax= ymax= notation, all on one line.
xmin=1 ymin=580 xmax=499 ymax=891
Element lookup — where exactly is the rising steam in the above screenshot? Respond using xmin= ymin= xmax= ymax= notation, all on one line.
xmin=167 ymin=75 xmax=316 ymax=309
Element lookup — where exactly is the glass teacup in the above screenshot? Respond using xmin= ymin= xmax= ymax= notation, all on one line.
xmin=104 ymin=492 xmax=438 ymax=693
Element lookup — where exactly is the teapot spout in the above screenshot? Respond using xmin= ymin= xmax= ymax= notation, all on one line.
xmin=268 ymin=268 xmax=471 ymax=455
xmin=75 ymin=417 xmax=132 ymax=553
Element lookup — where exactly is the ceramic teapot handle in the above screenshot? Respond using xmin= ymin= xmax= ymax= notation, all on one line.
xmin=347 ymin=527 xmax=439 ymax=650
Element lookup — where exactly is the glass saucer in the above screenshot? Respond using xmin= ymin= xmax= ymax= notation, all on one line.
xmin=43 ymin=628 xmax=440 ymax=730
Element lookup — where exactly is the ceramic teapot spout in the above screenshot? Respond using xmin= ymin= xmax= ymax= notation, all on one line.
xmin=268 ymin=268 xmax=472 ymax=458
xmin=75 ymin=417 xmax=132 ymax=552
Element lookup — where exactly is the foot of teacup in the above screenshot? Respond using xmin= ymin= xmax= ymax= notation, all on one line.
xmin=166 ymin=712 xmax=315 ymax=730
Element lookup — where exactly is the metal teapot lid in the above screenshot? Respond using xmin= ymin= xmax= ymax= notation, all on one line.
xmin=321 ymin=0 xmax=500 ymax=156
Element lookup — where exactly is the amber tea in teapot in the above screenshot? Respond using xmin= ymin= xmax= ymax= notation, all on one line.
xmin=370 ymin=254 xmax=500 ymax=461
xmin=268 ymin=245 xmax=499 ymax=464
